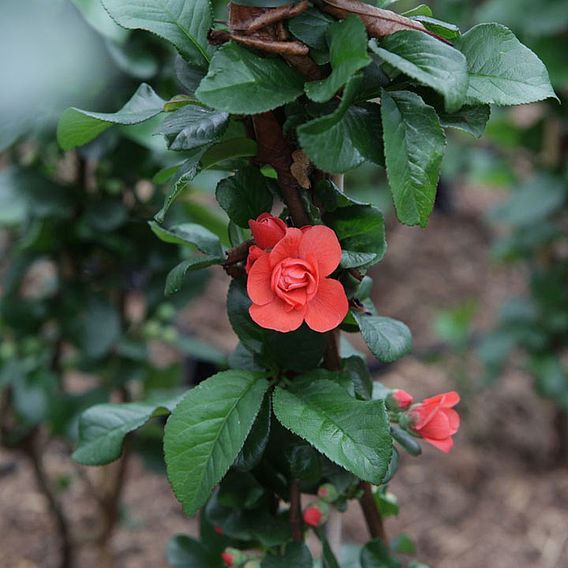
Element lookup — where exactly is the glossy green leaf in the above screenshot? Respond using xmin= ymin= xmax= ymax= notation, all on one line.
xmin=234 ymin=395 xmax=271 ymax=471
xmin=57 ymin=83 xmax=165 ymax=150
xmin=381 ymin=89 xmax=445 ymax=227
xmin=371 ymin=31 xmax=468 ymax=112
xmin=158 ymin=105 xmax=229 ymax=151
xmin=196 ymin=43 xmax=304 ymax=114
xmin=437 ymin=105 xmax=490 ymax=138
xmin=202 ymin=138 xmax=258 ymax=170
xmin=73 ymin=398 xmax=179 ymax=465
xmin=412 ymin=16 xmax=460 ymax=41
xmin=149 ymin=220 xmax=224 ymax=257
xmin=390 ymin=426 xmax=422 ymax=456
xmin=164 ymin=370 xmax=268 ymax=515
xmin=273 ymin=380 xmax=393 ymax=484
xmin=165 ymin=255 xmax=223 ymax=295
xmin=166 ymin=534 xmax=223 ymax=568
xmin=288 ymin=8 xmax=334 ymax=52
xmin=227 ymin=278 xmax=265 ymax=354
xmin=354 ymin=312 xmax=412 ymax=363
xmin=216 ymin=166 xmax=274 ymax=228
xmin=305 ymin=16 xmax=370 ymax=102
xmin=298 ymin=77 xmax=383 ymax=173
xmin=261 ymin=542 xmax=313 ymax=568
xmin=101 ymin=0 xmax=213 ymax=67
xmin=456 ymin=23 xmax=557 ymax=106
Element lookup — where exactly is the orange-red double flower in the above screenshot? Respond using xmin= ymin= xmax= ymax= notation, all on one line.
xmin=246 ymin=220 xmax=348 ymax=333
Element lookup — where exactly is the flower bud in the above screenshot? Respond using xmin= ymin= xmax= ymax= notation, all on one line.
xmin=386 ymin=389 xmax=413 ymax=411
xmin=303 ymin=501 xmax=329 ymax=527
xmin=221 ymin=548 xmax=246 ymax=567
xmin=248 ymin=213 xmax=287 ymax=250
xmin=317 ymin=483 xmax=338 ymax=503
xmin=404 ymin=391 xmax=460 ymax=453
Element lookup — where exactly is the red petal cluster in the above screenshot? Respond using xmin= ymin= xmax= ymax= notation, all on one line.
xmin=391 ymin=389 xmax=413 ymax=410
xmin=407 ymin=391 xmax=460 ymax=453
xmin=246 ymin=215 xmax=348 ymax=333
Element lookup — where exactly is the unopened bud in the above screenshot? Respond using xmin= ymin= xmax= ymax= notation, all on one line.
xmin=386 ymin=389 xmax=413 ymax=411
xmin=317 ymin=483 xmax=338 ymax=503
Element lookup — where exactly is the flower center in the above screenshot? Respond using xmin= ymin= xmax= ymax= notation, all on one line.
xmin=271 ymin=258 xmax=318 ymax=309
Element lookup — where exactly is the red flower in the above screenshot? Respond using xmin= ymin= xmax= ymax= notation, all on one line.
xmin=221 ymin=551 xmax=234 ymax=567
xmin=248 ymin=213 xmax=287 ymax=250
xmin=245 ymin=245 xmax=264 ymax=273
xmin=247 ymin=226 xmax=348 ymax=333
xmin=407 ymin=391 xmax=460 ymax=453
xmin=303 ymin=505 xmax=324 ymax=527
xmin=389 ymin=389 xmax=413 ymax=410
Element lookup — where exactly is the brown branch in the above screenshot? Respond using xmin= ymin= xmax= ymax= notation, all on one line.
xmin=358 ymin=482 xmax=388 ymax=543
xmin=252 ymin=112 xmax=311 ymax=228
xmin=324 ymin=330 xmax=342 ymax=371
xmin=21 ymin=431 xmax=74 ymax=568
xmin=289 ymin=479 xmax=303 ymax=541
xmin=209 ymin=29 xmax=309 ymax=56
xmin=225 ymin=239 xmax=254 ymax=266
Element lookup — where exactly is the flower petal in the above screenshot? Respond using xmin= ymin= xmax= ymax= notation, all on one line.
xmin=247 ymin=252 xmax=274 ymax=306
xmin=424 ymin=436 xmax=453 ymax=453
xmin=304 ymin=278 xmax=348 ymax=333
xmin=270 ymin=228 xmax=303 ymax=267
xmin=249 ymin=299 xmax=305 ymax=333
xmin=299 ymin=225 xmax=342 ymax=277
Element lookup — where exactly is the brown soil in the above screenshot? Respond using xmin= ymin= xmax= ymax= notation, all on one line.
xmin=1 ymin=184 xmax=567 ymax=568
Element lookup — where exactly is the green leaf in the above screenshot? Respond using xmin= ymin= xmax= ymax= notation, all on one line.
xmin=164 ymin=370 xmax=268 ymax=515
xmin=165 ymin=255 xmax=223 ymax=295
xmin=264 ymin=326 xmax=327 ymax=372
xmin=234 ymin=394 xmax=271 ymax=471
xmin=361 ymin=538 xmax=401 ymax=568
xmin=288 ymin=8 xmax=334 ymax=52
xmin=371 ymin=31 xmax=468 ymax=112
xmin=273 ymin=380 xmax=393 ymax=483
xmin=158 ymin=105 xmax=229 ymax=151
xmin=215 ymin=166 xmax=274 ymax=228
xmin=261 ymin=542 xmax=313 ymax=568
xmin=354 ymin=312 xmax=412 ymax=363
xmin=343 ymin=355 xmax=373 ymax=400
xmin=155 ymin=149 xmax=207 ymax=223
xmin=234 ymin=0 xmax=298 ymax=5
xmin=227 ymin=278 xmax=265 ymax=354
xmin=456 ymin=23 xmax=557 ymax=106
xmin=298 ymin=77 xmax=383 ymax=173
xmin=101 ymin=0 xmax=213 ymax=68
xmin=57 ymin=83 xmax=165 ymax=150
xmin=305 ymin=16 xmax=370 ymax=102
xmin=202 ymin=138 xmax=257 ymax=170
xmin=166 ymin=534 xmax=223 ymax=568
xmin=412 ymin=16 xmax=460 ymax=41
xmin=196 ymin=43 xmax=304 ymax=114
xmin=317 ymin=180 xmax=386 ymax=268
xmin=380 ymin=89 xmax=445 ymax=227
xmin=73 ymin=398 xmax=178 ymax=465
xmin=175 ymin=55 xmax=206 ymax=94
xmin=437 ymin=105 xmax=490 ymax=138
xmin=149 ymin=220 xmax=224 ymax=256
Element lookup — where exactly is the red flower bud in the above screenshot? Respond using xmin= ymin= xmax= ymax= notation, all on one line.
xmin=388 ymin=389 xmax=413 ymax=411
xmin=213 ymin=526 xmax=224 ymax=535
xmin=406 ymin=391 xmax=460 ymax=453
xmin=303 ymin=501 xmax=329 ymax=527
xmin=317 ymin=483 xmax=338 ymax=503
xmin=303 ymin=506 xmax=323 ymax=527
xmin=221 ymin=552 xmax=234 ymax=567
xmin=248 ymin=213 xmax=287 ymax=250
